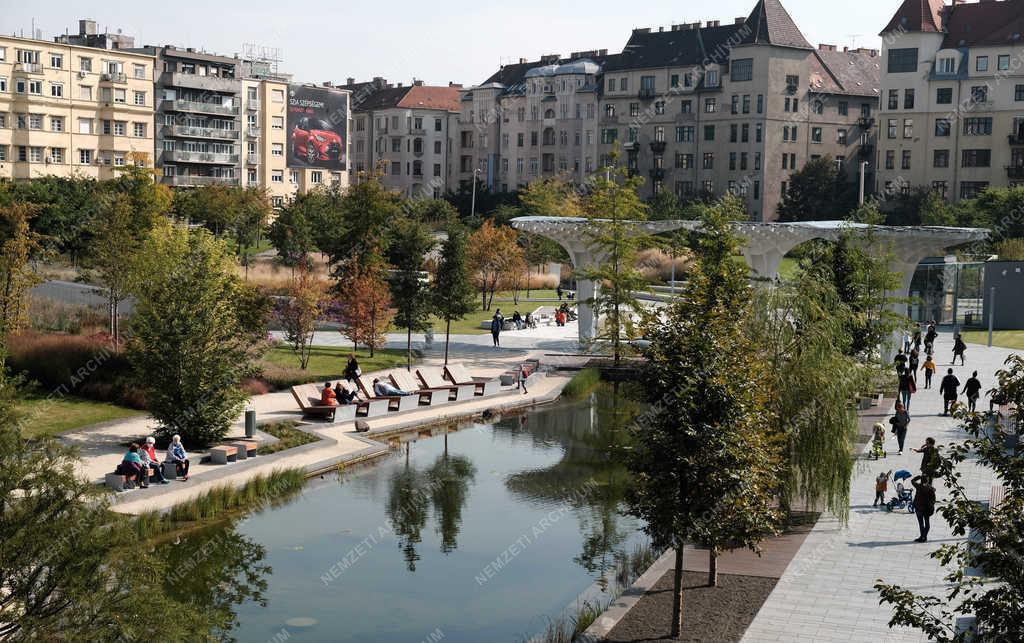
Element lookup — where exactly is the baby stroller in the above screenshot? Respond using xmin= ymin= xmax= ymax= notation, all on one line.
xmin=869 ymin=422 xmax=887 ymax=460
xmin=885 ymin=470 xmax=915 ymax=513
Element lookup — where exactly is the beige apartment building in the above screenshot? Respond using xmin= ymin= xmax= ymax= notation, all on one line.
xmin=341 ymin=78 xmax=460 ymax=198
xmin=0 ymin=30 xmax=156 ymax=180
xmin=458 ymin=0 xmax=881 ymax=221
xmin=877 ymin=0 xmax=1024 ymax=202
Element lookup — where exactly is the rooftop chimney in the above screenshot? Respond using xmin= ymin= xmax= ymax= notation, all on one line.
xmin=634 ymin=27 xmax=652 ymax=34
xmin=690 ymin=22 xmax=701 ymax=29
xmin=734 ymin=17 xmax=746 ymax=24
xmin=79 ymin=19 xmax=97 ymax=36
xmin=519 ymin=57 xmax=527 ymax=63
xmin=413 ymin=79 xmax=424 ymax=86
xmin=707 ymin=20 xmax=720 ymax=28
xmin=819 ymin=43 xmax=836 ymax=51
xmin=346 ymin=77 xmax=355 ymax=85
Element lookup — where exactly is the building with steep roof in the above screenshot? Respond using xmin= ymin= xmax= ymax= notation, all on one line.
xmin=338 ymin=78 xmax=462 ymax=198
xmin=877 ymin=0 xmax=1024 ymax=203
xmin=457 ymin=0 xmax=880 ymax=221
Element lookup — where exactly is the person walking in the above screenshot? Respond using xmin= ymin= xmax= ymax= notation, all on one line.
xmin=912 ymin=324 xmax=922 ymax=353
xmin=908 ymin=349 xmax=920 ymax=381
xmin=343 ymin=354 xmax=360 ymax=383
xmin=890 ymin=402 xmax=911 ymax=454
xmin=952 ymin=334 xmax=967 ymax=365
xmin=939 ymin=368 xmax=961 ymax=415
xmin=924 ymin=323 xmax=937 ymax=355
xmin=920 ymin=354 xmax=936 ymax=389
xmin=913 ymin=437 xmax=940 ymax=478
xmin=910 ymin=475 xmax=936 ymax=543
xmin=556 ymin=285 xmax=563 ymax=301
xmin=898 ymin=369 xmax=917 ymax=410
xmin=490 ymin=309 xmax=504 ymax=348
xmin=963 ymin=371 xmax=982 ymax=412
xmin=894 ymin=349 xmax=908 ymax=375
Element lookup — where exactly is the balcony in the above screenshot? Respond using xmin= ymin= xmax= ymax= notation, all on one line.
xmin=1009 ymin=133 xmax=1024 ymax=146
xmin=246 ymin=99 xmax=261 ymax=111
xmin=638 ymin=87 xmax=657 ymax=100
xmin=409 ymin=127 xmax=426 ymax=135
xmin=161 ymin=175 xmax=239 ymax=187
xmin=649 ymin=168 xmax=666 ymax=180
xmin=162 ymin=150 xmax=239 ymax=165
xmin=13 ymin=62 xmax=43 ymax=74
xmin=100 ymin=72 xmax=127 ymax=84
xmin=1007 ymin=166 xmax=1024 ymax=180
xmin=649 ymin=140 xmax=667 ymax=154
xmin=247 ymin=126 xmax=261 ymax=138
xmin=622 ymin=141 xmax=640 ymax=153
xmin=164 ymin=99 xmax=239 ymax=116
xmin=161 ymin=71 xmax=239 ymax=93
xmin=858 ymin=144 xmax=874 ymax=159
xmin=246 ymin=153 xmax=260 ymax=165
xmin=857 ymin=117 xmax=875 ymax=129
xmin=162 ymin=124 xmax=240 ymax=141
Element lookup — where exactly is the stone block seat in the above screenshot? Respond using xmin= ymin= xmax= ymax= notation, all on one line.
xmin=209 ymin=445 xmax=237 ymax=465
xmin=229 ymin=440 xmax=258 ymax=460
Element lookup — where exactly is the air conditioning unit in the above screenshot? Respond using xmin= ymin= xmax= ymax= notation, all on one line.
xmin=78 ymin=71 xmax=88 ymax=79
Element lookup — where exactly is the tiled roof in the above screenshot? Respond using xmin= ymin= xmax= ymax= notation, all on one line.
xmin=351 ymin=86 xmax=410 ymax=111
xmin=811 ymin=49 xmax=881 ymax=97
xmin=480 ymin=53 xmax=620 ymax=94
xmin=881 ymin=0 xmax=946 ymax=35
xmin=942 ymin=0 xmax=1024 ymax=48
xmin=604 ymin=24 xmax=741 ymax=72
xmin=739 ymin=0 xmax=813 ymax=49
xmin=397 ymin=85 xmax=461 ymax=112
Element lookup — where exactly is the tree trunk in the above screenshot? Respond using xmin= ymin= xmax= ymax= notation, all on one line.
xmin=671 ymin=546 xmax=684 ymax=639
xmin=708 ymin=549 xmax=718 ymax=587
xmin=444 ymin=318 xmax=451 ymax=365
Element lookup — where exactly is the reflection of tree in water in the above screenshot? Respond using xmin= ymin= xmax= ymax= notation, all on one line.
xmin=385 ymin=440 xmax=477 ymax=570
xmin=495 ymin=383 xmax=640 ymax=585
xmin=156 ymin=521 xmax=270 ymax=641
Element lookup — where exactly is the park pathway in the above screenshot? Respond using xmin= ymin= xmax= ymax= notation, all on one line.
xmin=741 ymin=334 xmax=1011 ymax=642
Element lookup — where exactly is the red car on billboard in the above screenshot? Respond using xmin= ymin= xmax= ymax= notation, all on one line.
xmin=291 ymin=116 xmax=343 ymax=165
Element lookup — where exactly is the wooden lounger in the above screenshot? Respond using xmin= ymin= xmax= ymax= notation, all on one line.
xmin=443 ymin=363 xmax=500 ymax=397
xmin=290 ymin=383 xmax=369 ymax=421
xmin=417 ymin=367 xmax=474 ymax=401
xmin=390 ymin=369 xmax=450 ymax=406
xmin=355 ymin=374 xmax=419 ymax=413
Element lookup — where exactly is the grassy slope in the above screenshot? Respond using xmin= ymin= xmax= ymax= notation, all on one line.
xmin=961 ymin=330 xmax=1024 ymax=351
xmin=259 ymin=345 xmax=408 ymax=388
xmin=17 ymin=396 xmax=145 ymax=439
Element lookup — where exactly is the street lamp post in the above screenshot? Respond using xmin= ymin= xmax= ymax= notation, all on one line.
xmin=470 ymin=167 xmax=481 ymax=219
xmin=859 ymin=161 xmax=869 ymax=205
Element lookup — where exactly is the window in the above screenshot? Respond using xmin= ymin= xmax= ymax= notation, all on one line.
xmin=741 ymin=124 xmax=749 ymax=143
xmin=1016 ymin=85 xmax=1024 ymax=102
xmin=740 ymin=152 xmax=747 ymax=170
xmin=28 ymin=80 xmax=41 ymax=95
xmin=28 ymin=114 xmax=42 ymax=130
xmin=754 ymin=153 xmax=761 ymax=170
xmin=887 ymin=119 xmax=897 ymax=139
xmin=934 ymin=149 xmax=949 ymax=168
xmin=963 ymin=117 xmax=992 ymax=135
xmin=704 ymin=125 xmax=715 ymax=141
xmin=812 ymin=100 xmax=823 ymax=115
xmin=78 ymin=118 xmax=93 ymax=134
xmin=730 ymin=124 xmax=738 ymax=142
xmin=783 ymin=126 xmax=790 ymax=142
xmin=962 ymin=149 xmax=991 ymax=167
xmin=271 ymin=116 xmax=284 ymax=129
xmin=680 ymin=99 xmax=692 ymax=113
xmin=434 ymin=140 xmax=442 ymax=154
xmin=937 ymin=57 xmax=956 ymax=74
xmin=670 ymin=74 xmax=679 ymax=88
xmin=271 ymin=143 xmax=284 ymax=156
xmin=674 ymin=153 xmax=693 ymax=169
xmin=936 ymin=87 xmax=952 ymax=104
xmin=885 ymin=150 xmax=895 ymax=169
xmin=756 ymin=123 xmax=762 ymax=142
xmin=79 ymin=85 xmax=92 ymax=101
xmin=903 ymin=119 xmax=913 ymax=138
xmin=838 ymin=101 xmax=848 ymax=116
xmin=134 ymin=91 xmax=145 ymax=106
xmin=517 ymin=133 xmax=524 ymax=147
xmin=932 ymin=181 xmax=948 ymax=198
xmin=133 ymin=122 xmax=146 ymax=138
xmin=731 ymin=58 xmax=753 ymax=82
xmin=704 ymin=98 xmax=716 ymax=113
xmin=50 ymin=116 xmax=64 ymax=132
xmin=960 ymin=182 xmax=988 ymax=199
xmin=705 ymin=70 xmax=719 ymax=88
xmin=935 ymin=119 xmax=951 ymax=137
xmin=888 ymin=89 xmax=899 ymax=110
xmin=272 ymin=89 xmax=284 ymax=103
xmin=655 ymin=101 xmax=665 ymax=115
xmin=756 ymin=94 xmax=764 ymax=114
xmin=811 ymin=127 xmax=822 ymax=143
xmin=604 ymin=104 xmax=615 ymax=118
xmin=976 ymin=56 xmax=988 ymax=72
xmin=133 ymin=64 xmax=146 ymax=79
xmin=684 ymin=73 xmax=693 ymax=88
xmin=790 ymin=126 xmax=797 ymax=142
xmin=676 ymin=126 xmax=694 ymax=142
xmin=112 ymin=121 xmax=125 ymax=136
xmin=49 ymin=82 xmax=63 ymax=98
xmin=901 ymin=150 xmax=911 ymax=170
xmin=732 ymin=95 xmax=739 ymax=115
xmin=629 ymin=102 xmax=639 ymax=117
xmin=702 ymin=153 xmax=713 ymax=169
xmin=619 ymin=78 xmax=628 ymax=91
xmin=0 ymin=47 xmax=5 ymax=62
xmin=78 ymin=149 xmax=92 ymax=164
xmin=971 ymin=86 xmax=988 ymax=103
xmin=837 ymin=129 xmax=847 ymax=145
xmin=904 ymin=89 xmax=915 ymax=109
xmin=50 ymin=148 xmax=63 ymax=164
xmin=600 ymin=129 xmax=618 ymax=144
xmin=742 ymin=95 xmax=750 ymax=114
xmin=729 ymin=152 xmax=736 ymax=170
xmin=888 ymin=48 xmax=918 ymax=73
xmin=782 ymin=154 xmax=789 ymax=170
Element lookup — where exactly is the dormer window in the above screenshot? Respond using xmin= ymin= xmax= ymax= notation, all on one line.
xmin=705 ymin=69 xmax=719 ymax=88
xmin=937 ymin=57 xmax=956 ymax=75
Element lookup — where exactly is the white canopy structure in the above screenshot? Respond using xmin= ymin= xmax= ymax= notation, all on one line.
xmin=510 ymin=216 xmax=990 ymax=344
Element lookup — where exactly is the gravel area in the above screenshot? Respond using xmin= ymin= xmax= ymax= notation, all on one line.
xmin=602 ymin=571 xmax=777 ymax=643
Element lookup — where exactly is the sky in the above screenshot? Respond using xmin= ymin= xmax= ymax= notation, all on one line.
xmin=5 ymin=0 xmax=895 ymax=86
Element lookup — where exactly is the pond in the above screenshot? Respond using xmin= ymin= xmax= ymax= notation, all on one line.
xmin=167 ymin=386 xmax=646 ymax=642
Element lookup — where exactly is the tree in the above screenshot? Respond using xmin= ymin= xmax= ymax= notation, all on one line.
xmin=407 ymin=198 xmax=459 ymax=228
xmin=268 ymin=199 xmax=316 ymax=268
xmin=444 ymin=178 xmax=517 ymax=224
xmin=876 ymin=355 xmax=1024 ymax=641
xmin=388 ymin=218 xmax=435 ymax=371
xmin=432 ymin=224 xmax=477 ymax=364
xmin=0 ymin=175 xmax=100 ymax=260
xmin=648 ymin=189 xmax=684 ymax=221
xmin=519 ymin=176 xmax=583 ymax=217
xmin=234 ymin=187 xmax=273 ymax=278
xmin=576 ymin=161 xmax=652 ymax=365
xmin=0 ymin=202 xmax=41 ymax=347
xmin=331 ymin=178 xmax=401 ymax=266
xmin=777 ymin=156 xmax=856 ymax=221
xmin=467 ymin=220 xmax=522 ymax=311
xmin=334 ymin=259 xmax=393 ymax=357
xmin=128 ymin=226 xmax=258 ymax=446
xmin=918 ymin=188 xmax=956 ymax=226
xmin=519 ymin=231 xmax=565 ymax=297
xmin=277 ymin=264 xmax=327 ymax=369
xmin=630 ymin=203 xmax=783 ymax=637
xmin=0 ymin=367 xmax=215 ymax=640
xmin=173 ymin=184 xmax=241 ymax=236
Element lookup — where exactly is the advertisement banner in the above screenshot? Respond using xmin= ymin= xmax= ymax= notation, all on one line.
xmin=287 ymin=85 xmax=348 ymax=170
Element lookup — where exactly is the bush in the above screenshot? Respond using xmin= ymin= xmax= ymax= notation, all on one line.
xmin=995 ymin=238 xmax=1024 ymax=261
xmin=635 ymin=247 xmax=690 ymax=283
xmin=7 ymin=331 xmax=145 ymax=408
xmin=28 ymin=298 xmax=108 ymax=334
xmin=563 ymin=367 xmax=602 ymax=399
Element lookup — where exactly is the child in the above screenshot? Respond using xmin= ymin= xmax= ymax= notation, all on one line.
xmin=874 ymin=470 xmax=891 ymax=507
xmin=921 ymin=354 xmax=936 ymax=389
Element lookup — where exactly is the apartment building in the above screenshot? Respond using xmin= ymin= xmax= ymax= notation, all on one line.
xmin=0 ymin=32 xmax=156 ymax=180
xmin=877 ymin=0 xmax=1024 ymax=202
xmin=458 ymin=0 xmax=880 ymax=221
xmin=341 ymin=78 xmax=460 ymax=198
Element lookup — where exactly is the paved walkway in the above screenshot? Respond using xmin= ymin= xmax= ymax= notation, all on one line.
xmin=741 ymin=334 xmax=1010 ymax=643
xmin=60 ymin=332 xmax=582 ymax=514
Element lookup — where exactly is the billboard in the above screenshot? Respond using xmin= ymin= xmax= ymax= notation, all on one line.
xmin=287 ymin=85 xmax=348 ymax=171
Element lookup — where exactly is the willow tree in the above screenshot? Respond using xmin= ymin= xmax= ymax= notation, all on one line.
xmin=576 ymin=161 xmax=651 ymax=365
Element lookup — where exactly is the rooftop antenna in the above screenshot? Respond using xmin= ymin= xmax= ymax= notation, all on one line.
xmin=847 ymin=34 xmax=862 ymax=48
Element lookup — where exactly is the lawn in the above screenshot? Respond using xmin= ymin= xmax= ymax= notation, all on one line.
xmin=962 ymin=330 xmax=1024 ymax=351
xmin=259 ymin=345 xmax=409 ymax=388
xmin=16 ymin=396 xmax=145 ymax=439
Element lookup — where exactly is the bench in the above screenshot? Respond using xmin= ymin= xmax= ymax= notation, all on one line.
xmin=356 ymin=374 xmax=420 ymax=413
xmin=418 ymin=367 xmax=474 ymax=401
xmin=209 ymin=445 xmax=237 ymax=465
xmin=229 ymin=440 xmax=258 ymax=460
xmin=390 ymin=369 xmax=450 ymax=407
xmin=444 ymin=363 xmax=500 ymax=397
xmin=290 ymin=383 xmax=361 ymax=421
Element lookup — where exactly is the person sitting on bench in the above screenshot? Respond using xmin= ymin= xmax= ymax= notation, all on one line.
xmin=140 ymin=436 xmax=169 ymax=484
xmin=373 ymin=378 xmax=414 ymax=397
xmin=334 ymin=382 xmax=359 ymax=405
xmin=116 ymin=443 xmax=146 ymax=489
xmin=166 ymin=434 xmax=190 ymax=481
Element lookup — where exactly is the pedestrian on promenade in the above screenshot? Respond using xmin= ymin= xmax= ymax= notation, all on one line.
xmin=962 ymin=371 xmax=982 ymax=412
xmin=924 ymin=323 xmax=937 ymax=354
xmin=910 ymin=475 xmax=936 ymax=542
xmin=874 ymin=470 xmax=891 ymax=507
xmin=921 ymin=354 xmax=936 ymax=389
xmin=556 ymin=285 xmax=563 ymax=301
xmin=953 ymin=334 xmax=967 ymax=365
xmin=903 ymin=332 xmax=912 ymax=354
xmin=913 ymin=437 xmax=940 ymax=478
xmin=939 ymin=368 xmax=961 ymax=415
xmin=491 ymin=309 xmax=504 ymax=348
xmin=344 ymin=354 xmax=360 ymax=382
xmin=894 ymin=349 xmax=908 ymax=375
xmin=898 ymin=369 xmax=917 ymax=410
xmin=889 ymin=402 xmax=911 ymax=454
xmin=912 ymin=324 xmax=922 ymax=352
xmin=908 ymin=349 xmax=920 ymax=381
